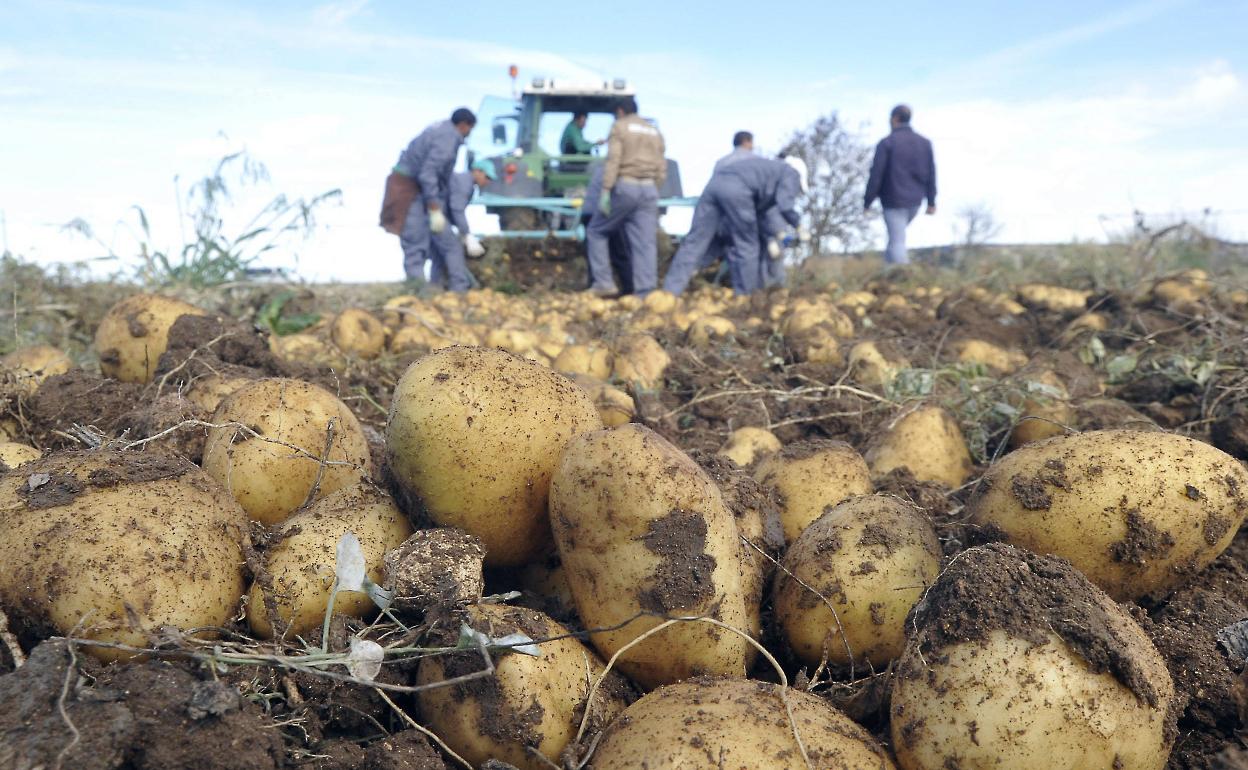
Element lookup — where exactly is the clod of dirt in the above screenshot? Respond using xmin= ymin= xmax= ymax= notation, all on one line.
xmin=1075 ymin=397 xmax=1158 ymax=432
xmin=0 ymin=640 xmax=135 ymax=770
xmin=636 ymin=509 xmax=717 ymax=614
xmin=28 ymin=369 xmax=143 ymax=447
xmin=690 ymin=450 xmax=784 ymax=551
xmin=384 ymin=529 xmax=485 ymax=613
xmin=102 ymin=659 xmax=284 ymax=770
xmin=115 ymin=392 xmax=210 ymax=462
xmin=909 ymin=542 xmax=1165 ymax=707
xmin=154 ymin=313 xmax=287 ymax=383
xmin=1211 ymin=408 xmax=1248 ymax=461
xmin=361 ymin=729 xmax=448 ymax=770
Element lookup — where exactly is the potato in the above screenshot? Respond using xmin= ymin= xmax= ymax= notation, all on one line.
xmin=717 ymin=426 xmax=781 ymax=467
xmin=866 ymin=405 xmax=972 ymax=488
xmin=329 ymin=307 xmax=385 ymax=359
xmin=593 ymin=677 xmax=897 ymax=769
xmin=688 ymin=315 xmax=736 ymax=347
xmin=890 ymin=543 xmax=1175 ymax=770
xmin=848 ymin=341 xmax=909 ymax=390
xmin=381 ymin=294 xmax=441 ymax=328
xmin=642 ymin=289 xmax=679 ymax=314
xmin=389 ymin=323 xmax=457 ymax=355
xmin=754 ymin=439 xmax=872 ymax=543
xmin=417 ymin=604 xmax=631 ymax=770
xmin=553 ymin=343 xmax=612 ymax=380
xmin=1016 ymin=283 xmax=1091 ymax=314
xmin=0 ymin=449 xmax=247 ymax=661
xmin=268 ymin=332 xmax=347 ymax=369
xmin=789 ymin=325 xmax=843 ymax=365
xmin=774 ymin=495 xmax=940 ymax=668
xmin=968 ymin=429 xmax=1248 ymax=600
xmin=0 ymin=441 xmax=41 ymax=470
xmin=611 ymin=333 xmax=669 ymax=389
xmin=94 ymin=293 xmax=206 ymax=383
xmin=567 ymin=373 xmax=635 ymax=427
xmin=550 ymin=424 xmax=753 ymax=689
xmin=950 ymin=338 xmax=1027 ymax=373
xmin=246 ymin=482 xmax=412 ymax=639
xmin=202 ymin=378 xmax=372 ymax=525
xmin=1007 ymin=372 xmax=1074 ymax=449
xmin=184 ymin=371 xmax=255 ymax=414
xmin=386 ymin=346 xmax=601 ymax=567
xmin=2 ymin=345 xmax=74 ymax=396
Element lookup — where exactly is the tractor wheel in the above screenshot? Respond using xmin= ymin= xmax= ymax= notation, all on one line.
xmin=499 ymin=207 xmax=541 ymax=231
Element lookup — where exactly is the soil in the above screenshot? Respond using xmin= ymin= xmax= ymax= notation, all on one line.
xmin=636 ymin=509 xmax=718 ymax=614
xmin=0 ymin=640 xmax=284 ymax=770
xmin=905 ymin=542 xmax=1167 ymax=708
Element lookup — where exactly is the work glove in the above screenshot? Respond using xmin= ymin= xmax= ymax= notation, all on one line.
xmin=463 ymin=234 xmax=485 ymax=258
xmin=428 ymin=208 xmax=447 ymax=234
xmin=797 ymin=225 xmax=811 ymax=243
xmin=598 ymin=191 xmax=612 ymax=217
xmin=767 ymin=239 xmax=783 ymax=260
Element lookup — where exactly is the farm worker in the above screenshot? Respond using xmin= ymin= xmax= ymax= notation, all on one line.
xmin=713 ymin=130 xmax=754 ymax=172
xmin=560 ymin=111 xmax=604 ymax=155
xmin=663 ymin=156 xmax=805 ymax=296
xmin=864 ymin=104 xmax=936 ymax=265
xmin=585 ymin=97 xmax=667 ymax=297
xmin=583 ymin=163 xmax=635 ymax=294
xmin=389 ymin=107 xmax=476 ymax=282
xmin=429 ymin=159 xmax=497 ymax=293
xmin=758 ymin=154 xmax=810 ymax=288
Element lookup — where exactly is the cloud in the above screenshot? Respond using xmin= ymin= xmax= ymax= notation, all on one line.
xmin=312 ymin=0 xmax=369 ymax=27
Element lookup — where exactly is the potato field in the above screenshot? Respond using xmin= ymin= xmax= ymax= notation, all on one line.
xmin=4 ymin=262 xmax=1248 ymax=769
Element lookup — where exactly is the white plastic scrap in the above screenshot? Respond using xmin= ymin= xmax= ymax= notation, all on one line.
xmin=334 ymin=532 xmax=394 ymax=610
xmin=346 ymin=638 xmax=385 ymax=681
xmin=457 ymin=624 xmax=542 ymax=658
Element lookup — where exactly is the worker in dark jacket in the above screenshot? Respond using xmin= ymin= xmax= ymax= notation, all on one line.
xmin=393 ymin=108 xmax=476 ymax=281
xmin=864 ymin=104 xmax=936 ymax=265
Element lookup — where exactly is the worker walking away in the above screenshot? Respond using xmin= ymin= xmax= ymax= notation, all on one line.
xmin=663 ymin=156 xmax=805 ymax=296
xmin=713 ymin=131 xmax=754 ymax=172
xmin=386 ymin=107 xmax=476 ymax=283
xmin=429 ymin=159 xmax=497 ymax=293
xmin=586 ymin=97 xmax=666 ymax=297
xmin=560 ymin=111 xmax=604 ymax=155
xmin=583 ymin=163 xmax=634 ymax=294
xmin=864 ymin=104 xmax=936 ymax=265
xmin=760 ymin=154 xmax=810 ymax=288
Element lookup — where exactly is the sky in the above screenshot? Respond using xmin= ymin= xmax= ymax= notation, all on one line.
xmin=1 ymin=0 xmax=1246 ymax=282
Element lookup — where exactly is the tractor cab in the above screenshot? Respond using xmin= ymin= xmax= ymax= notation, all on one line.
xmin=468 ymin=76 xmax=685 ymax=232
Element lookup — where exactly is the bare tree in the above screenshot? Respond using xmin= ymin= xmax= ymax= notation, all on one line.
xmin=780 ymin=112 xmax=874 ymax=256
xmin=956 ymin=203 xmax=1003 ymax=250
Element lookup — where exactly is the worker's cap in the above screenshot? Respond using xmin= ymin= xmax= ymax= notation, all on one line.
xmin=471 ymin=158 xmax=499 ymax=181
xmin=783 ymin=155 xmax=809 ymax=193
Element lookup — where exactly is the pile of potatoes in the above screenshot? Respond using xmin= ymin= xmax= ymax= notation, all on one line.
xmin=4 ymin=281 xmax=1248 ymax=770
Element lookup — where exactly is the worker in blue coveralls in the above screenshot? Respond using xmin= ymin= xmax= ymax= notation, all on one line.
xmin=393 ymin=107 xmax=476 ymax=282
xmin=663 ymin=155 xmax=806 ymax=296
xmin=427 ymin=158 xmax=498 ymax=293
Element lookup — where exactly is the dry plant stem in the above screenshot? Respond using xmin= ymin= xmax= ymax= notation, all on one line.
xmin=741 ymin=535 xmax=856 ymax=680
xmin=119 ymin=418 xmax=359 ymax=469
xmin=374 ymin=687 xmax=474 ymax=770
xmin=154 ymin=331 xmax=231 ymax=397
xmin=240 ymin=532 xmax=285 ymax=641
xmin=0 ymin=607 xmax=25 ymax=668
xmin=301 ymin=417 xmax=337 ymax=510
xmin=54 ymin=641 xmax=81 ymax=770
xmin=571 ymin=615 xmax=812 ymax=770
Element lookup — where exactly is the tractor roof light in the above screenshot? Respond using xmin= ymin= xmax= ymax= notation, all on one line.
xmin=613 ymin=78 xmax=627 ymax=90
xmin=509 ymin=64 xmax=518 ymax=78
xmin=532 ymin=77 xmax=545 ymax=89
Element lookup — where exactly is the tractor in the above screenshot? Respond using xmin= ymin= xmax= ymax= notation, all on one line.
xmin=466 ymin=70 xmax=693 ymax=237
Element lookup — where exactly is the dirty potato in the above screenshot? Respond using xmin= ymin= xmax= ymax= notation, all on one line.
xmin=1 ymin=345 xmax=74 ymax=396
xmin=417 ymin=604 xmax=632 ymax=770
xmin=968 ymin=429 xmax=1248 ymax=600
xmin=202 ymin=378 xmax=372 ymax=525
xmin=754 ymin=439 xmax=873 ymax=543
xmin=0 ymin=449 xmax=247 ymax=661
xmin=246 ymin=482 xmax=412 ymax=639
xmin=865 ymin=405 xmax=972 ymax=489
xmin=610 ymin=333 xmax=669 ymax=389
xmin=329 ymin=308 xmax=386 ymax=359
xmin=774 ymin=495 xmax=941 ymax=668
xmin=717 ymin=426 xmax=782 ymax=467
xmin=549 ymin=424 xmax=754 ymax=689
xmin=593 ymin=677 xmax=897 ymax=769
xmin=386 ymin=346 xmax=601 ymax=567
xmin=891 ymin=543 xmax=1175 ymax=770
xmin=0 ymin=441 xmax=41 ymax=470
xmin=94 ymin=293 xmax=207 ymax=383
